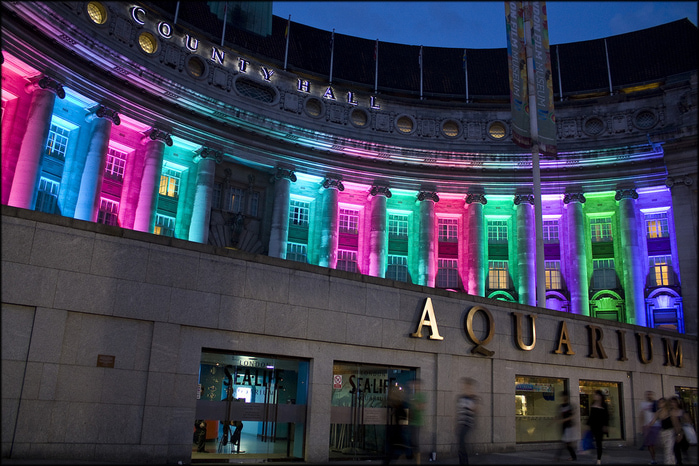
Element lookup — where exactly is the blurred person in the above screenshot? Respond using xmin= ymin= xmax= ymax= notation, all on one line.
xmin=408 ymin=378 xmax=426 ymax=464
xmin=384 ymin=383 xmax=409 ymax=465
xmin=555 ymin=390 xmax=577 ymax=462
xmin=587 ymin=390 xmax=610 ymax=465
xmin=669 ymin=397 xmax=691 ymax=465
xmin=455 ymin=377 xmax=479 ymax=465
xmin=194 ymin=419 xmax=208 ymax=453
xmin=647 ymin=397 xmax=682 ymax=465
xmin=640 ymin=390 xmax=661 ymax=464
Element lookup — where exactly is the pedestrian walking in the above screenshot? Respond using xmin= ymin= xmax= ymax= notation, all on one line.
xmin=669 ymin=397 xmax=691 ymax=465
xmin=384 ymin=383 xmax=409 ymax=465
xmin=408 ymin=378 xmax=426 ymax=464
xmin=647 ymin=397 xmax=683 ymax=465
xmin=640 ymin=390 xmax=661 ymax=464
xmin=455 ymin=377 xmax=479 ymax=465
xmin=588 ymin=390 xmax=610 ymax=465
xmin=556 ymin=390 xmax=577 ymax=462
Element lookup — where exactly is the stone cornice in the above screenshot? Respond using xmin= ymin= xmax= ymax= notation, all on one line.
xmin=464 ymin=193 xmax=487 ymax=205
xmin=563 ymin=192 xmax=586 ymax=204
xmin=417 ymin=191 xmax=439 ymax=202
xmin=514 ymin=194 xmax=535 ymax=206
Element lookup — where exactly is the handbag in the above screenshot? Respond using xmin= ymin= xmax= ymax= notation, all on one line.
xmin=683 ymin=423 xmax=698 ymax=445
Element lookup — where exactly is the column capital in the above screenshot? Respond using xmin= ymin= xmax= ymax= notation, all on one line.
xmin=26 ymin=75 xmax=65 ymax=99
xmin=143 ymin=127 xmax=173 ymax=146
xmin=272 ymin=167 xmax=297 ymax=182
xmin=464 ymin=193 xmax=487 ymax=205
xmin=563 ymin=192 xmax=586 ymax=204
xmin=86 ymin=105 xmax=120 ymax=125
xmin=417 ymin=191 xmax=439 ymax=202
xmin=665 ymin=175 xmax=694 ymax=188
xmin=614 ymin=188 xmax=638 ymax=201
xmin=370 ymin=185 xmax=392 ymax=198
xmin=195 ymin=146 xmax=223 ymax=164
xmin=514 ymin=194 xmax=534 ymax=205
xmin=322 ymin=176 xmax=345 ymax=191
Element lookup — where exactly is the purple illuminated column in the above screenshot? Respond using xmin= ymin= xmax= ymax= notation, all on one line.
xmin=268 ymin=167 xmax=296 ymax=258
xmin=563 ymin=192 xmax=589 ymax=315
xmin=188 ymin=147 xmax=221 ymax=244
xmin=417 ymin=191 xmax=438 ymax=287
xmin=515 ymin=194 xmax=536 ymax=306
xmin=74 ymin=106 xmax=120 ymax=221
xmin=616 ymin=188 xmax=646 ymax=326
xmin=368 ymin=185 xmax=391 ymax=278
xmin=7 ymin=76 xmax=65 ymax=209
xmin=464 ymin=192 xmax=487 ymax=297
xmin=133 ymin=128 xmax=172 ymax=233
xmin=318 ymin=176 xmax=343 ymax=268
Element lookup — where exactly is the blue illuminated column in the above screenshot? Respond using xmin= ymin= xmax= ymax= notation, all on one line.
xmin=563 ymin=192 xmax=589 ymax=315
xmin=188 ymin=147 xmax=221 ymax=244
xmin=464 ymin=192 xmax=487 ymax=297
xmin=133 ymin=128 xmax=172 ymax=233
xmin=515 ymin=194 xmax=536 ymax=306
xmin=268 ymin=167 xmax=296 ymax=259
xmin=417 ymin=191 xmax=438 ymax=287
xmin=368 ymin=185 xmax=391 ymax=278
xmin=74 ymin=106 xmax=120 ymax=222
xmin=616 ymin=188 xmax=646 ymax=326
xmin=318 ymin=176 xmax=343 ymax=268
xmin=7 ymin=76 xmax=64 ymax=209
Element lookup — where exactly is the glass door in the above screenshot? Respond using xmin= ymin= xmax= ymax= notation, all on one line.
xmin=193 ymin=350 xmax=308 ymax=462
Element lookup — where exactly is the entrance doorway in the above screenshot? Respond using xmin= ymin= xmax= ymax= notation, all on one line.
xmin=193 ymin=350 xmax=308 ymax=462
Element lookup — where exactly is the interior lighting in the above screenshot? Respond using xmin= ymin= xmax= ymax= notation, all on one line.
xmin=86 ymin=2 xmax=107 ymax=25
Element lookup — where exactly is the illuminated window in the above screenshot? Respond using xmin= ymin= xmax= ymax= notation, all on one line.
xmin=289 ymin=199 xmax=309 ymax=226
xmin=488 ymin=121 xmax=506 ymax=139
xmin=104 ymin=147 xmax=127 ymax=181
xmin=235 ymin=78 xmax=275 ymax=103
xmin=350 ymin=108 xmax=368 ymax=127
xmin=592 ymin=259 xmax=616 ymax=289
xmin=649 ymin=255 xmax=674 ymax=286
xmin=543 ymin=220 xmax=559 ymax=243
xmin=286 ymin=242 xmax=307 ymax=263
xmin=248 ymin=192 xmax=259 ymax=217
xmin=396 ymin=116 xmax=414 ymax=134
xmin=228 ymin=188 xmax=245 ymax=213
xmin=442 ymin=120 xmax=460 ymax=138
xmin=488 ymin=260 xmax=509 ymax=289
xmin=97 ymin=198 xmax=119 ymax=226
xmin=86 ymin=2 xmax=107 ymax=24
xmin=154 ymin=214 xmax=175 ymax=237
xmin=388 ymin=214 xmax=409 ymax=237
xmin=36 ymin=177 xmax=60 ymax=214
xmin=487 ymin=220 xmax=508 ymax=243
xmin=438 ymin=218 xmax=458 ymax=242
xmin=159 ymin=167 xmax=181 ymax=198
xmin=646 ymin=213 xmax=669 ymax=238
xmin=590 ymin=217 xmax=612 ymax=242
xmin=337 ymin=249 xmax=357 ymax=273
xmin=138 ymin=32 xmax=157 ymax=54
xmin=304 ymin=98 xmax=322 ymax=117
xmin=186 ymin=56 xmax=206 ymax=78
xmin=45 ymin=124 xmax=70 ymax=160
xmin=339 ymin=208 xmax=359 ymax=234
xmin=386 ymin=255 xmax=408 ymax=282
xmin=436 ymin=259 xmax=459 ymax=289
xmin=545 ymin=260 xmax=561 ymax=290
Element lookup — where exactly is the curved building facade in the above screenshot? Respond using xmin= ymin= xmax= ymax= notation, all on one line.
xmin=1 ymin=2 xmax=697 ymax=464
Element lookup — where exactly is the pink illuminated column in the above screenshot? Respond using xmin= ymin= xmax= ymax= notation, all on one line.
xmin=74 ymin=106 xmax=120 ymax=222
xmin=188 ymin=147 xmax=222 ymax=244
xmin=268 ymin=167 xmax=296 ymax=258
xmin=7 ymin=76 xmax=65 ymax=209
xmin=133 ymin=128 xmax=172 ymax=233
xmin=417 ymin=191 xmax=438 ymax=287
xmin=464 ymin=192 xmax=487 ymax=297
xmin=368 ymin=185 xmax=391 ymax=278
xmin=616 ymin=188 xmax=646 ymax=326
xmin=515 ymin=194 xmax=536 ymax=306
xmin=563 ymin=192 xmax=589 ymax=315
xmin=318 ymin=176 xmax=343 ymax=268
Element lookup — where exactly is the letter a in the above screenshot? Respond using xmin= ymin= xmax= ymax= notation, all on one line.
xmin=411 ymin=297 xmax=443 ymax=340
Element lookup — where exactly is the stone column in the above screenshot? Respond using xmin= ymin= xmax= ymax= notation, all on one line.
xmin=464 ymin=192 xmax=487 ymax=297
xmin=74 ymin=106 xmax=120 ymax=222
xmin=318 ymin=177 xmax=343 ymax=268
xmin=368 ymin=185 xmax=391 ymax=278
xmin=417 ymin=191 xmax=439 ymax=287
xmin=515 ymin=194 xmax=536 ymax=306
xmin=133 ymin=128 xmax=172 ymax=233
xmin=188 ymin=147 xmax=222 ymax=244
xmin=7 ymin=76 xmax=65 ymax=209
xmin=564 ymin=192 xmax=589 ymax=316
xmin=268 ymin=167 xmax=296 ymax=259
xmin=616 ymin=188 xmax=645 ymax=326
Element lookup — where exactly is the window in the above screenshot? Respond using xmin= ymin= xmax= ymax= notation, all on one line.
xmin=386 ymin=255 xmax=408 ymax=282
xmin=488 ymin=260 xmax=509 ymax=289
xmin=649 ymin=255 xmax=674 ymax=286
xmin=248 ymin=191 xmax=259 ymax=217
xmin=339 ymin=208 xmax=359 ymax=234
xmin=36 ymin=177 xmax=60 ymax=214
xmin=592 ymin=259 xmax=616 ymax=289
xmin=545 ymin=260 xmax=561 ymax=290
xmin=289 ymin=200 xmax=309 ymax=226
xmin=104 ymin=147 xmax=127 ymax=181
xmin=212 ymin=183 xmax=222 ymax=209
xmin=543 ymin=220 xmax=559 ymax=243
xmin=438 ymin=218 xmax=458 ymax=242
xmin=159 ymin=167 xmax=181 ymax=198
xmin=388 ymin=214 xmax=409 ymax=238
xmin=45 ymin=124 xmax=70 ymax=160
xmin=154 ymin=214 xmax=175 ymax=237
xmin=590 ymin=217 xmax=612 ymax=242
xmin=436 ymin=259 xmax=459 ymax=289
xmin=97 ymin=198 xmax=119 ymax=226
xmin=286 ymin=242 xmax=307 ymax=263
xmin=515 ymin=376 xmax=569 ymax=443
xmin=487 ymin=220 xmax=508 ymax=243
xmin=646 ymin=213 xmax=669 ymax=238
xmin=228 ymin=187 xmax=245 ymax=213
xmin=337 ymin=249 xmax=358 ymax=273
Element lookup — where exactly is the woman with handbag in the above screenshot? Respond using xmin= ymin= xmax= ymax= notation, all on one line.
xmin=587 ymin=390 xmax=610 ymax=465
xmin=648 ymin=397 xmax=683 ymax=465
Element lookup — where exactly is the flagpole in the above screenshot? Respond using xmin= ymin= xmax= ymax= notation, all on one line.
xmin=220 ymin=2 xmax=228 ymax=47
xmin=283 ymin=15 xmax=291 ymax=71
xmin=419 ymin=45 xmax=423 ymax=100
xmin=329 ymin=29 xmax=335 ymax=84
xmin=374 ymin=39 xmax=379 ymax=94
xmin=174 ymin=1 xmax=180 ymax=25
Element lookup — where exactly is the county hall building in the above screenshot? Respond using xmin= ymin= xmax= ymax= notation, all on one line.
xmin=1 ymin=1 xmax=697 ymax=464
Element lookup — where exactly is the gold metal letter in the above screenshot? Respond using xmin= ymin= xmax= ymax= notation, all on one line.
xmin=616 ymin=330 xmax=628 ymax=361
xmin=410 ymin=297 xmax=444 ymax=340
xmin=553 ymin=321 xmax=575 ymax=355
xmin=465 ymin=306 xmax=495 ymax=356
xmin=513 ymin=312 xmax=537 ymax=351
xmin=636 ymin=333 xmax=653 ymax=364
xmin=587 ymin=325 xmax=608 ymax=359
xmin=662 ymin=338 xmax=683 ymax=368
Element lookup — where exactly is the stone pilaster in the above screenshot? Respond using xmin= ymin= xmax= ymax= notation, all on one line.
xmin=616 ymin=188 xmax=645 ymax=326
xmin=268 ymin=167 xmax=297 ymax=258
xmin=188 ymin=147 xmax=222 ymax=244
xmin=564 ymin=192 xmax=589 ymax=315
xmin=464 ymin=192 xmax=487 ymax=297
xmin=417 ymin=191 xmax=439 ymax=287
xmin=515 ymin=194 xmax=536 ymax=306
xmin=368 ymin=185 xmax=391 ymax=278
xmin=133 ymin=127 xmax=173 ymax=233
xmin=318 ymin=176 xmax=344 ymax=268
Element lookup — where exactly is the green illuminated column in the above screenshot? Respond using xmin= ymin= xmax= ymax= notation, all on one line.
xmin=563 ymin=192 xmax=589 ymax=315
xmin=268 ymin=167 xmax=296 ymax=259
xmin=417 ymin=191 xmax=438 ymax=287
xmin=133 ymin=128 xmax=172 ymax=233
xmin=318 ymin=176 xmax=343 ymax=268
xmin=515 ymin=194 xmax=536 ymax=306
xmin=616 ymin=188 xmax=645 ymax=326
xmin=368 ymin=185 xmax=391 ymax=278
xmin=188 ymin=147 xmax=222 ymax=244
xmin=464 ymin=192 xmax=487 ymax=297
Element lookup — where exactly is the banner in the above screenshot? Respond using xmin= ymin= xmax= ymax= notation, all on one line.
xmin=505 ymin=1 xmax=531 ymax=149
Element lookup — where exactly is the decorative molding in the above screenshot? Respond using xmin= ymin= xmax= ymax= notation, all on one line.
xmin=195 ymin=146 xmax=223 ymax=164
xmin=26 ymin=75 xmax=65 ymax=99
xmin=370 ymin=185 xmax=392 ymax=198
xmin=513 ymin=194 xmax=534 ymax=205
xmin=417 ymin=191 xmax=439 ymax=202
xmin=464 ymin=193 xmax=487 ymax=205
xmin=86 ymin=105 xmax=120 ymax=125
xmin=665 ymin=175 xmax=693 ymax=188
xmin=273 ymin=167 xmax=297 ymax=182
xmin=322 ymin=177 xmax=345 ymax=191
xmin=615 ymin=188 xmax=638 ymax=201
xmin=563 ymin=192 xmax=586 ymax=204
xmin=143 ymin=127 xmax=173 ymax=146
